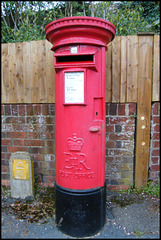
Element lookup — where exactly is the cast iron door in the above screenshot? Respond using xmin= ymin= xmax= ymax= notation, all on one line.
xmin=55 ymin=45 xmax=106 ymax=190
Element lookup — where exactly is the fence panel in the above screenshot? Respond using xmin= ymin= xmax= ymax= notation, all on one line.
xmin=23 ymin=41 xmax=31 ymax=103
xmin=106 ymin=42 xmax=112 ymax=102
xmin=120 ymin=36 xmax=127 ymax=103
xmin=126 ymin=36 xmax=138 ymax=102
xmin=152 ymin=35 xmax=160 ymax=101
xmin=2 ymin=44 xmax=9 ymax=103
xmin=1 ymin=36 xmax=160 ymax=104
xmin=111 ymin=36 xmax=121 ymax=102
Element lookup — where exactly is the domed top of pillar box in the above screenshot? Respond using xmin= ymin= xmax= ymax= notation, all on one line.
xmin=45 ymin=16 xmax=116 ymax=51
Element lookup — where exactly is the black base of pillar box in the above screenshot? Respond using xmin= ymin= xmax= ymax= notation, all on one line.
xmin=55 ymin=183 xmax=106 ymax=238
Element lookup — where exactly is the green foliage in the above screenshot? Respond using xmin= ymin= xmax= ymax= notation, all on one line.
xmin=141 ymin=181 xmax=160 ymax=197
xmin=118 ymin=181 xmax=160 ymax=198
xmin=133 ymin=228 xmax=146 ymax=237
xmin=1 ymin=1 xmax=160 ymax=43
xmin=94 ymin=1 xmax=160 ymax=35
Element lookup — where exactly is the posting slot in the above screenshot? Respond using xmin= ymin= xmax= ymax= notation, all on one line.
xmin=56 ymin=54 xmax=94 ymax=64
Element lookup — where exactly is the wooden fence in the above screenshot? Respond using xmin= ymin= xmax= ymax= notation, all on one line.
xmin=1 ymin=35 xmax=160 ymax=104
xmin=1 ymin=35 xmax=160 ymax=188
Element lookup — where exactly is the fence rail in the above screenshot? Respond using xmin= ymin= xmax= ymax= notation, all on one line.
xmin=1 ymin=35 xmax=160 ymax=104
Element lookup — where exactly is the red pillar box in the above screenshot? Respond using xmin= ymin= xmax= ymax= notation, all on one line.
xmin=45 ymin=16 xmax=115 ymax=237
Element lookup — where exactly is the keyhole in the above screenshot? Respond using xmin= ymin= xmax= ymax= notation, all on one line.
xmin=96 ymin=112 xmax=98 ymax=116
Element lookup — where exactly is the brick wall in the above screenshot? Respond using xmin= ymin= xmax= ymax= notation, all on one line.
xmin=106 ymin=103 xmax=136 ymax=190
xmin=149 ymin=102 xmax=160 ymax=184
xmin=1 ymin=104 xmax=55 ymax=187
xmin=1 ymin=102 xmax=160 ymax=189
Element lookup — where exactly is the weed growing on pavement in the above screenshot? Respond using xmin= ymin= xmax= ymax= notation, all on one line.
xmin=117 ymin=181 xmax=160 ymax=198
xmin=133 ymin=228 xmax=146 ymax=237
xmin=1 ymin=186 xmax=11 ymax=198
xmin=141 ymin=181 xmax=160 ymax=198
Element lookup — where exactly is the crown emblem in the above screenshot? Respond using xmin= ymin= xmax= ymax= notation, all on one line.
xmin=66 ymin=133 xmax=84 ymax=151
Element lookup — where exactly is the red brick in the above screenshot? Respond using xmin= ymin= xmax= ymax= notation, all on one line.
xmin=13 ymin=139 xmax=24 ymax=146
xmin=151 ymin=157 xmax=159 ymax=164
xmin=34 ymin=104 xmax=41 ymax=115
xmin=153 ymin=116 xmax=160 ymax=124
xmin=153 ymin=124 xmax=160 ymax=132
xmin=28 ymin=147 xmax=40 ymax=154
xmin=1 ymin=132 xmax=6 ymax=138
xmin=26 ymin=104 xmax=34 ymax=115
xmin=18 ymin=105 xmax=26 ymax=116
xmin=151 ymin=149 xmax=160 ymax=156
xmin=151 ymin=165 xmax=160 ymax=171
xmin=1 ymin=105 xmax=4 ymax=115
xmin=115 ymin=125 xmax=122 ymax=132
xmin=46 ymin=116 xmax=54 ymax=124
xmin=6 ymin=117 xmax=25 ymax=124
xmin=119 ymin=185 xmax=130 ymax=190
xmin=152 ymin=132 xmax=160 ymax=140
xmin=1 ymin=160 xmax=9 ymax=167
xmin=1 ymin=165 xmax=9 ymax=172
xmin=109 ymin=133 xmax=131 ymax=141
xmin=1 ymin=153 xmax=11 ymax=161
xmin=1 ymin=152 xmax=5 ymax=159
xmin=39 ymin=148 xmax=54 ymax=154
xmin=42 ymin=104 xmax=49 ymax=115
xmin=24 ymin=140 xmax=44 ymax=146
xmin=7 ymin=132 xmax=26 ymax=139
xmin=4 ymin=105 xmax=11 ymax=115
xmin=6 ymin=117 xmax=18 ymax=124
xmin=107 ymin=185 xmax=119 ymax=191
xmin=106 ymin=157 xmax=114 ymax=162
xmin=123 ymin=125 xmax=135 ymax=132
xmin=152 ymin=141 xmax=160 ymax=148
xmin=34 ymin=154 xmax=44 ymax=161
xmin=18 ymin=117 xmax=26 ymax=124
xmin=11 ymin=105 xmax=18 ymax=116
xmin=47 ymin=125 xmax=54 ymax=132
xmin=49 ymin=104 xmax=55 ymax=115
xmin=129 ymin=103 xmax=136 ymax=115
xmin=106 ymin=104 xmax=109 ymax=115
xmin=2 ymin=146 xmax=8 ymax=152
xmin=115 ymin=141 xmax=122 ymax=148
xmin=106 ymin=125 xmax=114 ymax=132
xmin=106 ymin=140 xmax=115 ymax=148
xmin=109 ymin=103 xmax=117 ymax=115
xmin=2 ymin=173 xmax=10 ymax=180
xmin=45 ymin=140 xmax=54 ymax=148
xmin=1 ymin=179 xmax=10 ymax=186
xmin=8 ymin=146 xmax=28 ymax=152
xmin=110 ymin=117 xmax=134 ymax=125
xmin=118 ymin=104 xmax=125 ymax=115
xmin=152 ymin=102 xmax=159 ymax=115
xmin=27 ymin=132 xmax=40 ymax=139
xmin=1 ymin=139 xmax=12 ymax=146
xmin=106 ymin=117 xmax=109 ymax=124
xmin=12 ymin=125 xmax=23 ymax=131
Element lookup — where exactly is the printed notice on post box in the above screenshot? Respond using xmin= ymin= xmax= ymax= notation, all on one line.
xmin=65 ymin=72 xmax=84 ymax=104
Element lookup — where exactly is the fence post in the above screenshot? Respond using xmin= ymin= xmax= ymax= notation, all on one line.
xmin=135 ymin=32 xmax=154 ymax=188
